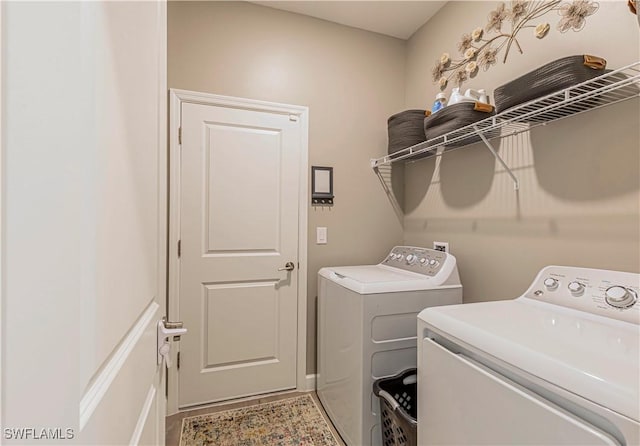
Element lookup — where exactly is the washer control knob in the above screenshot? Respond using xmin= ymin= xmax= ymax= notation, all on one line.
xmin=429 ymin=259 xmax=438 ymax=267
xmin=568 ymin=281 xmax=585 ymax=296
xmin=406 ymin=254 xmax=417 ymax=265
xmin=543 ymin=278 xmax=559 ymax=291
xmin=419 ymin=257 xmax=427 ymax=265
xmin=605 ymin=286 xmax=637 ymax=309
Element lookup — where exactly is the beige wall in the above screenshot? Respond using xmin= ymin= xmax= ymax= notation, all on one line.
xmin=169 ymin=0 xmax=639 ymax=377
xmin=404 ymin=1 xmax=640 ymax=303
xmin=168 ymin=1 xmax=405 ymax=374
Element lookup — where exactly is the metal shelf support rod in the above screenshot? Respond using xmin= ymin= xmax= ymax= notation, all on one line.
xmin=473 ymin=125 xmax=520 ymax=190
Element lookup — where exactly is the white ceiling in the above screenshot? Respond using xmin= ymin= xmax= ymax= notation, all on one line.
xmin=249 ymin=1 xmax=447 ymax=40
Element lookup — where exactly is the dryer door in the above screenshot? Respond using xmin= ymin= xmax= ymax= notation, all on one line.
xmin=418 ymin=338 xmax=621 ymax=446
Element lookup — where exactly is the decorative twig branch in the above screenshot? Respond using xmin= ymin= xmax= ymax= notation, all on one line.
xmin=432 ymin=0 xmax=600 ymax=90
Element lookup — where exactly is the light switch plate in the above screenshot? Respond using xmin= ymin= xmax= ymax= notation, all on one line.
xmin=316 ymin=227 xmax=327 ymax=244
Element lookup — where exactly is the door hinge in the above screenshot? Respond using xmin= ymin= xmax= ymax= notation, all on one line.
xmin=178 ymin=127 xmax=182 ymax=144
xmin=177 ymin=240 xmax=181 ymax=258
xmin=177 ymin=351 xmax=181 ymax=370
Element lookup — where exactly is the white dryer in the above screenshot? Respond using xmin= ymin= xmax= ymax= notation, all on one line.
xmin=317 ymin=246 xmax=462 ymax=446
xmin=418 ymin=266 xmax=640 ymax=445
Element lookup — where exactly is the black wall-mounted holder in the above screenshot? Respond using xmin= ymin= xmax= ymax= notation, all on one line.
xmin=311 ymin=166 xmax=334 ymax=205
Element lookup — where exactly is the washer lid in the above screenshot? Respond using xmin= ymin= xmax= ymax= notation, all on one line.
xmin=418 ymin=298 xmax=640 ymax=421
xmin=319 ymin=265 xmax=459 ymax=294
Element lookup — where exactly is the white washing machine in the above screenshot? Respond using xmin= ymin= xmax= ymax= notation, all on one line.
xmin=418 ymin=266 xmax=639 ymax=445
xmin=317 ymin=246 xmax=462 ymax=446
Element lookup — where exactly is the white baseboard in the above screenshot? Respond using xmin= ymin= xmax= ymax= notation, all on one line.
xmin=304 ymin=374 xmax=317 ymax=391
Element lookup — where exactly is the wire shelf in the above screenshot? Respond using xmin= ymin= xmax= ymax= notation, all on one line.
xmin=371 ymin=61 xmax=640 ymax=172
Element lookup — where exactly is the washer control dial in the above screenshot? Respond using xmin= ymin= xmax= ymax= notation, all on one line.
xmin=543 ymin=278 xmax=559 ymax=291
xmin=406 ymin=254 xmax=417 ymax=265
xmin=568 ymin=281 xmax=585 ymax=296
xmin=605 ymin=286 xmax=637 ymax=309
xmin=429 ymin=259 xmax=439 ymax=267
xmin=419 ymin=257 xmax=427 ymax=265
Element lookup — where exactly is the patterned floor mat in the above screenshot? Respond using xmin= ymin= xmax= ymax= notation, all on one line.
xmin=180 ymin=394 xmax=340 ymax=446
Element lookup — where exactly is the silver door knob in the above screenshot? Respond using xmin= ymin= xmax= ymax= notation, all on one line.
xmin=278 ymin=262 xmax=295 ymax=271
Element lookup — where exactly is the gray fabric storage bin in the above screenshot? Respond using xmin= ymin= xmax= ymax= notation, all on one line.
xmin=423 ymin=102 xmax=497 ymax=148
xmin=494 ymin=54 xmax=607 ymax=114
xmin=387 ymin=110 xmax=429 ymax=158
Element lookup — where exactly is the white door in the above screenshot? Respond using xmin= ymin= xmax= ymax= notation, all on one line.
xmin=176 ymin=97 xmax=306 ymax=407
xmin=2 ymin=2 xmax=167 ymax=444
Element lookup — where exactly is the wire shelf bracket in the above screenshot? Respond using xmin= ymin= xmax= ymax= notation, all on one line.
xmin=473 ymin=124 xmax=520 ymax=190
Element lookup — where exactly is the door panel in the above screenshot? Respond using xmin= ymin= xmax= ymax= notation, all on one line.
xmin=80 ymin=303 xmax=162 ymax=443
xmin=204 ymin=123 xmax=282 ymax=253
xmin=204 ymin=281 xmax=279 ymax=368
xmin=81 ymin=0 xmax=165 ymax=388
xmin=179 ymin=101 xmax=301 ymax=407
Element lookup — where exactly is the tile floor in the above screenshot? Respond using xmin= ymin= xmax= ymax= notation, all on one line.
xmin=165 ymin=391 xmax=345 ymax=446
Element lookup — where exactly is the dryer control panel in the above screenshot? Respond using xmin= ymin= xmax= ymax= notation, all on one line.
xmin=381 ymin=246 xmax=450 ymax=277
xmin=524 ymin=266 xmax=640 ymax=325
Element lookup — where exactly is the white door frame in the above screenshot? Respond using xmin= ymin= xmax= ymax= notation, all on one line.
xmin=167 ymin=89 xmax=309 ymax=414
